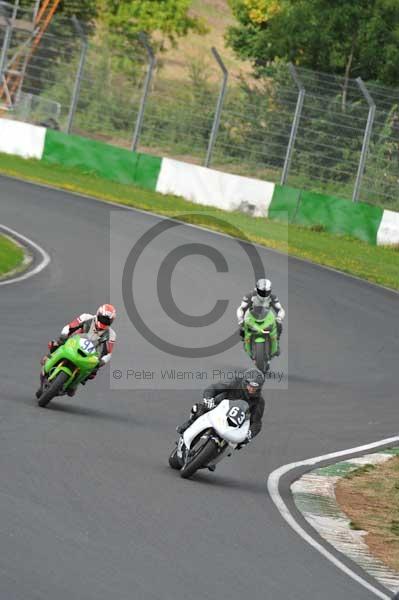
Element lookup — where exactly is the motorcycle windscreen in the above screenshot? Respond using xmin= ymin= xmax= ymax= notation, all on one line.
xmin=250 ymin=305 xmax=269 ymax=321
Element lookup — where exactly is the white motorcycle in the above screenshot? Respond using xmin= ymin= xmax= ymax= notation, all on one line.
xmin=169 ymin=399 xmax=250 ymax=479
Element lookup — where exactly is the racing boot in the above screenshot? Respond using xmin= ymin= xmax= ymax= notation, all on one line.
xmin=270 ymin=334 xmax=280 ymax=358
xmin=274 ymin=321 xmax=282 ymax=357
xmin=36 ymin=370 xmax=46 ymax=399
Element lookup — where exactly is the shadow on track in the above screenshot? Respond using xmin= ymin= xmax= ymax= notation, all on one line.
xmin=164 ymin=467 xmax=267 ymax=495
xmin=47 ymin=401 xmax=141 ymax=426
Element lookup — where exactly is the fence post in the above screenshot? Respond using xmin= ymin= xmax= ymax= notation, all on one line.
xmin=352 ymin=77 xmax=375 ymax=203
xmin=281 ymin=63 xmax=305 ymax=185
xmin=11 ymin=0 xmax=19 ymax=22
xmin=0 ymin=6 xmax=12 ymax=85
xmin=66 ymin=16 xmax=88 ymax=134
xmin=131 ymin=32 xmax=155 ymax=152
xmin=0 ymin=23 xmax=11 ymax=83
xmin=205 ymin=47 xmax=228 ymax=168
xmin=33 ymin=0 xmax=41 ymax=22
xmin=0 ymin=17 xmax=12 ymax=107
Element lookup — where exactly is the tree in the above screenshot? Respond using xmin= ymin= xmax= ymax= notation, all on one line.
xmin=97 ymin=0 xmax=207 ymax=50
xmin=55 ymin=0 xmax=98 ymax=26
xmin=226 ymin=0 xmax=399 ymax=86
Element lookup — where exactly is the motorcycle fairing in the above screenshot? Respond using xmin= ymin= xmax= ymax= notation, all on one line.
xmin=183 ymin=399 xmax=250 ymax=449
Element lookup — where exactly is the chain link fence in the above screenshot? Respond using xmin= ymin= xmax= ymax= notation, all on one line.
xmin=1 ymin=14 xmax=399 ymax=211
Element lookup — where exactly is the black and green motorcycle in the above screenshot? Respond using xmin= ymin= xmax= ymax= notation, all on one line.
xmin=242 ymin=305 xmax=279 ymax=373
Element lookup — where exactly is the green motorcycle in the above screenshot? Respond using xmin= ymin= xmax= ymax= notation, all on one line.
xmin=37 ymin=334 xmax=100 ymax=407
xmin=242 ymin=305 xmax=278 ymax=373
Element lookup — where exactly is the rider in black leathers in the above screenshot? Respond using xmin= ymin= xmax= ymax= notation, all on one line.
xmin=177 ymin=368 xmax=265 ymax=446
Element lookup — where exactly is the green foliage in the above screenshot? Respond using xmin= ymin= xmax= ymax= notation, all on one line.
xmin=363 ymin=104 xmax=399 ymax=205
xmin=139 ymin=59 xmax=216 ymax=154
xmin=226 ymin=0 xmax=399 ymax=85
xmin=55 ymin=0 xmax=98 ymax=26
xmin=97 ymin=0 xmax=208 ymax=50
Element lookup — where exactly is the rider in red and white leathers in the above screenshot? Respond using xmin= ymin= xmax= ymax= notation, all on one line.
xmin=38 ymin=304 xmax=116 ymax=397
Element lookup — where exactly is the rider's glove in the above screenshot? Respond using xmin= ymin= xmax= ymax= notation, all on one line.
xmin=48 ymin=338 xmax=63 ymax=352
xmin=58 ymin=333 xmax=68 ymax=344
xmin=237 ymin=429 xmax=252 ymax=450
xmin=236 ymin=430 xmax=252 ymax=450
xmin=203 ymin=397 xmax=215 ymax=410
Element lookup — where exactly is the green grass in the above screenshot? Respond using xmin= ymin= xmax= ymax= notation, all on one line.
xmin=349 ymin=520 xmax=363 ymax=531
xmin=344 ymin=464 xmax=376 ymax=479
xmin=0 ymin=152 xmax=398 ymax=290
xmin=0 ymin=233 xmax=25 ymax=278
xmin=159 ymin=0 xmax=252 ymax=81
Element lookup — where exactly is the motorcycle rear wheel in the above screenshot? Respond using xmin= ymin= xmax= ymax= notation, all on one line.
xmin=37 ymin=371 xmax=69 ymax=408
xmin=180 ymin=438 xmax=218 ymax=479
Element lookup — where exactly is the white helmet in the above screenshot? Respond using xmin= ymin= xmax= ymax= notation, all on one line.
xmin=256 ymin=278 xmax=272 ymax=298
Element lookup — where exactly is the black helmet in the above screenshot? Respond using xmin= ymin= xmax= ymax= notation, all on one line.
xmin=256 ymin=278 xmax=272 ymax=298
xmin=242 ymin=368 xmax=265 ymax=393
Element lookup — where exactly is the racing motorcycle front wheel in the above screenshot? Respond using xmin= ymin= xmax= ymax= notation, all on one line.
xmin=180 ymin=437 xmax=219 ymax=479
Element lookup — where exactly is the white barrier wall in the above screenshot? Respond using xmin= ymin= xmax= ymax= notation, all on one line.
xmin=1 ymin=118 xmax=398 ymax=246
xmin=377 ymin=210 xmax=399 ymax=245
xmin=0 ymin=119 xmax=46 ymax=159
xmin=156 ymin=158 xmax=275 ymax=217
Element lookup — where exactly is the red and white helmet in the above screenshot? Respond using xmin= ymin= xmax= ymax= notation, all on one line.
xmin=95 ymin=304 xmax=116 ymax=331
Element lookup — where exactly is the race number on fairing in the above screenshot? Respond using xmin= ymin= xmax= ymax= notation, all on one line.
xmin=79 ymin=338 xmax=96 ymax=354
xmin=227 ymin=405 xmax=246 ymax=427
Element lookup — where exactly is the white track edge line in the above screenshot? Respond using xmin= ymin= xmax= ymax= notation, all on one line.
xmin=1 ymin=172 xmax=397 ymax=296
xmin=267 ymin=436 xmax=399 ymax=600
xmin=0 ymin=224 xmax=50 ymax=286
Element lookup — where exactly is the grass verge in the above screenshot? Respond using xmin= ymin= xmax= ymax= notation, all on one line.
xmin=336 ymin=456 xmax=399 ymax=572
xmin=0 ymin=233 xmax=25 ymax=278
xmin=0 ymin=152 xmax=398 ymax=290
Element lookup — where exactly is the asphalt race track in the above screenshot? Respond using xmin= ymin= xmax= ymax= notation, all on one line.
xmin=1 ymin=175 xmax=398 ymax=600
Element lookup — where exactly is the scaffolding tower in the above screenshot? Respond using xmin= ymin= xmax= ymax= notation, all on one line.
xmin=0 ymin=0 xmax=61 ymax=108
